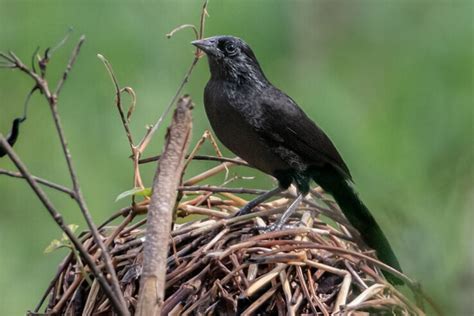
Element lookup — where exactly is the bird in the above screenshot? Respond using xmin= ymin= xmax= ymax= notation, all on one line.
xmin=191 ymin=35 xmax=403 ymax=284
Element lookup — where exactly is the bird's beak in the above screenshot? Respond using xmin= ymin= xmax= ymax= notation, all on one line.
xmin=191 ymin=38 xmax=217 ymax=55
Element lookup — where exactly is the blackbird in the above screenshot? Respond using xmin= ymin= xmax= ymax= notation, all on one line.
xmin=192 ymin=35 xmax=402 ymax=284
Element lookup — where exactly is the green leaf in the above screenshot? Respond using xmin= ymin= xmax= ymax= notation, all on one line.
xmin=115 ymin=187 xmax=151 ymax=202
xmin=44 ymin=239 xmax=64 ymax=254
xmin=61 ymin=224 xmax=79 ymax=241
xmin=45 ymin=224 xmax=78 ymax=254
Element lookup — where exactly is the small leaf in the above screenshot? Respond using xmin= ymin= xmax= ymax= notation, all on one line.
xmin=44 ymin=239 xmax=64 ymax=254
xmin=115 ymin=187 xmax=152 ymax=202
xmin=68 ymin=224 xmax=79 ymax=233
xmin=62 ymin=224 xmax=79 ymax=241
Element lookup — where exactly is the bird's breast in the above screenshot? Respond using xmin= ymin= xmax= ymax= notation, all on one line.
xmin=203 ymin=81 xmax=289 ymax=175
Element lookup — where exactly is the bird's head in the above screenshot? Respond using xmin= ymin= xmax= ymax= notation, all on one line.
xmin=192 ymin=35 xmax=268 ymax=84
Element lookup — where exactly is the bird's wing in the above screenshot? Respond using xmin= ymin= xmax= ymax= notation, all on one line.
xmin=255 ymin=87 xmax=352 ymax=180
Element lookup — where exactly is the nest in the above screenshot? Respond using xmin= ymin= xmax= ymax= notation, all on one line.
xmin=34 ymin=179 xmax=423 ymax=315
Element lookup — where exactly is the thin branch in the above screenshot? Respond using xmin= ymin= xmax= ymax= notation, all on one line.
xmin=0 ymin=134 xmax=128 ymax=316
xmin=48 ymin=27 xmax=73 ymax=58
xmin=166 ymin=24 xmax=199 ymax=39
xmin=22 ymin=86 xmax=38 ymax=120
xmin=0 ymin=168 xmax=75 ymax=198
xmin=259 ymin=241 xmax=415 ymax=286
xmin=136 ymin=0 xmax=209 ymax=154
xmin=178 ymin=185 xmax=267 ymax=195
xmin=0 ymin=62 xmax=15 ymax=68
xmin=33 ymin=253 xmax=73 ymax=312
xmin=0 ymin=51 xmax=15 ymax=64
xmin=47 ymin=37 xmax=127 ymax=311
xmin=198 ymin=0 xmax=209 ymax=40
xmin=136 ymin=57 xmax=199 ymax=153
xmin=2 ymin=36 xmax=128 ymax=313
xmin=183 ymin=130 xmax=227 ymax=178
xmin=98 ymin=206 xmax=133 ymax=229
xmin=97 ymin=54 xmax=135 ymax=149
xmin=139 ymin=154 xmax=248 ymax=166
xmin=98 ymin=54 xmax=144 ymax=191
xmin=54 ymin=35 xmax=85 ymax=96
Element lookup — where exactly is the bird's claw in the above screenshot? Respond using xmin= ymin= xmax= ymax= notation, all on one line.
xmin=256 ymin=222 xmax=285 ymax=233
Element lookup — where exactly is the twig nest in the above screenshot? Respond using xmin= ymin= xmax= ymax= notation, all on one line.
xmin=39 ymin=190 xmax=422 ymax=315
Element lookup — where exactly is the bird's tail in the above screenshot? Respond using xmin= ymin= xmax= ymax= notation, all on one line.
xmin=311 ymin=165 xmax=403 ymax=285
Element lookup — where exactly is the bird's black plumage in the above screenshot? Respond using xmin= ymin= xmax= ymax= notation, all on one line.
xmin=192 ymin=35 xmax=402 ymax=284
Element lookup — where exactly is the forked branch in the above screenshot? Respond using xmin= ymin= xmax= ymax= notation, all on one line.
xmin=0 ymin=135 xmax=128 ymax=315
xmin=1 ymin=35 xmax=128 ymax=315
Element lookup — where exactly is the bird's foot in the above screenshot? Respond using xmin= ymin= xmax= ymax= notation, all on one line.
xmin=255 ymin=221 xmax=288 ymax=233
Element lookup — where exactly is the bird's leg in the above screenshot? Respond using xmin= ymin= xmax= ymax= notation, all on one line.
xmin=234 ymin=187 xmax=284 ymax=217
xmin=264 ymin=193 xmax=304 ymax=231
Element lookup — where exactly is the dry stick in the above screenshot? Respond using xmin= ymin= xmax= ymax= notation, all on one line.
xmin=182 ymin=130 xmax=231 ymax=181
xmin=97 ymin=55 xmax=135 ymax=149
xmin=97 ymin=55 xmax=144 ymax=190
xmin=0 ymin=135 xmax=127 ymax=316
xmin=33 ymin=253 xmax=74 ymax=312
xmin=52 ymin=275 xmax=84 ymax=313
xmin=136 ymin=96 xmax=193 ymax=316
xmin=0 ymin=168 xmax=75 ymax=198
xmin=184 ymin=161 xmax=236 ymax=186
xmin=136 ymin=0 xmax=208 ymax=154
xmin=137 ymin=57 xmax=199 ymax=154
xmin=139 ymin=154 xmax=248 ymax=166
xmin=98 ymin=0 xmax=210 ymax=209
xmin=256 ymin=240 xmax=412 ymax=285
xmin=178 ymin=185 xmax=267 ymax=195
xmin=5 ymin=37 xmax=128 ymax=313
xmin=48 ymin=37 xmax=127 ymax=311
xmin=98 ymin=206 xmax=133 ymax=229
xmin=54 ymin=35 xmax=83 ymax=96
xmin=295 ymin=265 xmax=319 ymax=315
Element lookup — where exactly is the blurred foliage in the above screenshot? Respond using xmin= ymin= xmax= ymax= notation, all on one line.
xmin=0 ymin=0 xmax=472 ymax=314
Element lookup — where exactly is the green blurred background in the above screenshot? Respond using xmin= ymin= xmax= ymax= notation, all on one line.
xmin=0 ymin=0 xmax=472 ymax=314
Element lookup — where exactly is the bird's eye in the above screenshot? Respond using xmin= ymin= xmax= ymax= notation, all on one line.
xmin=225 ymin=43 xmax=237 ymax=55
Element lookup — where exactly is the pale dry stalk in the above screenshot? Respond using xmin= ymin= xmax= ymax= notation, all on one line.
xmin=136 ymin=96 xmax=193 ymax=316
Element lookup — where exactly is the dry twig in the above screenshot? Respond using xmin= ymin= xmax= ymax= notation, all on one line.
xmin=36 ymin=144 xmax=437 ymax=314
xmin=0 ymin=136 xmax=126 ymax=315
xmin=1 ymin=36 xmax=129 ymax=315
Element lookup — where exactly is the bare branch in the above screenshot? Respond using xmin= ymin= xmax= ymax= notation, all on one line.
xmin=0 ymin=168 xmax=75 ymax=198
xmin=136 ymin=96 xmax=193 ymax=315
xmin=2 ymin=36 xmax=128 ymax=313
xmin=97 ymin=54 xmax=136 ymax=149
xmin=0 ymin=51 xmax=15 ymax=64
xmin=48 ymin=27 xmax=73 ymax=58
xmin=136 ymin=0 xmax=209 ymax=154
xmin=198 ymin=0 xmax=210 ymax=40
xmin=137 ymin=57 xmax=199 ymax=153
xmin=178 ymin=185 xmax=267 ymax=195
xmin=0 ymin=134 xmax=128 ymax=315
xmin=139 ymin=154 xmax=248 ymax=166
xmin=22 ymin=86 xmax=38 ymax=120
xmin=0 ymin=62 xmax=15 ymax=68
xmin=166 ymin=24 xmax=199 ymax=40
xmin=54 ymin=35 xmax=85 ymax=96
xmin=40 ymin=38 xmax=127 ymax=311
xmin=98 ymin=54 xmax=144 ymax=190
